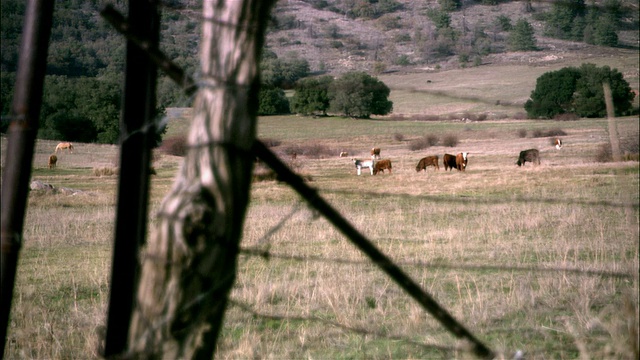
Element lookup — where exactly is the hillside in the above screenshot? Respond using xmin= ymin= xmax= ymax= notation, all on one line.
xmin=259 ymin=0 xmax=639 ymax=118
xmin=1 ymin=0 xmax=638 ymax=121
xmin=264 ymin=0 xmax=639 ymax=75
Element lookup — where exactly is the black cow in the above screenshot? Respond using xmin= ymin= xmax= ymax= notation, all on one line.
xmin=516 ymin=149 xmax=540 ymax=166
xmin=443 ymin=153 xmax=457 ymax=171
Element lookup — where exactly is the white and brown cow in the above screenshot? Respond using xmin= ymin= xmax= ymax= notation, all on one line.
xmin=516 ymin=149 xmax=540 ymax=166
xmin=554 ymin=138 xmax=563 ymax=150
xmin=353 ymin=158 xmax=374 ymax=175
xmin=456 ymin=152 xmax=468 ymax=171
xmin=373 ymin=159 xmax=392 ymax=175
xmin=370 ymin=147 xmax=381 ymax=159
xmin=416 ymin=155 xmax=439 ymax=172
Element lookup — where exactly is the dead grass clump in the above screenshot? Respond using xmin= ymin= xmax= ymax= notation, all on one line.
xmin=621 ymin=136 xmax=639 ymax=161
xmin=252 ymin=168 xmax=278 ymax=182
xmin=595 ymin=143 xmax=613 ymax=162
xmin=517 ymin=129 xmax=528 ymax=138
xmin=286 ymin=142 xmax=333 ymax=159
xmin=384 ymin=115 xmax=408 ymax=121
xmin=442 ymin=134 xmax=459 ymax=147
xmin=531 ymin=129 xmax=544 ymax=138
xmin=410 ymin=114 xmax=441 ymax=121
xmin=553 ymin=113 xmax=580 ymax=121
xmin=545 ymin=128 xmax=567 ymax=137
xmin=159 ymin=136 xmax=187 ymax=156
xmin=408 ymin=136 xmax=431 ymax=151
xmin=393 ymin=133 xmax=404 ymax=141
xmin=532 ymin=128 xmax=567 ymax=138
xmin=513 ymin=112 xmax=528 ymax=120
xmin=262 ymin=138 xmax=282 ymax=147
xmin=92 ymin=167 xmax=119 ymax=176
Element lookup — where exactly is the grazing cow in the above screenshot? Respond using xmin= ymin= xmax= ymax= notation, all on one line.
xmin=55 ymin=142 xmax=74 ymax=153
xmin=48 ymin=154 xmax=57 ymax=169
xmin=456 ymin=152 xmax=468 ymax=171
xmin=443 ymin=153 xmax=457 ymax=171
xmin=373 ymin=159 xmax=392 ymax=175
xmin=371 ymin=147 xmax=381 ymax=159
xmin=339 ymin=151 xmax=349 ymax=157
xmin=554 ymin=138 xmax=563 ymax=150
xmin=353 ymin=158 xmax=374 ymax=175
xmin=416 ymin=155 xmax=439 ymax=172
xmin=516 ymin=149 xmax=540 ymax=166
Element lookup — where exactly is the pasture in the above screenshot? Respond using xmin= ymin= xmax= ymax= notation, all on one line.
xmin=1 ymin=114 xmax=638 ymax=359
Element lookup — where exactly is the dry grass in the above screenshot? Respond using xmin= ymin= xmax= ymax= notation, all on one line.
xmin=2 ymin=114 xmax=637 ymax=359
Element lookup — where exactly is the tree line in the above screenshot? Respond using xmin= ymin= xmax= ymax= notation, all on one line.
xmin=0 ymin=0 xmax=636 ymax=143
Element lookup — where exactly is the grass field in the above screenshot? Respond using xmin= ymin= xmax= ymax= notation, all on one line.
xmin=1 ymin=109 xmax=638 ymax=359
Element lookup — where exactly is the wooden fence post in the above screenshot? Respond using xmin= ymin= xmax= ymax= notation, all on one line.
xmin=0 ymin=0 xmax=54 ymax=355
xmin=103 ymin=0 xmax=160 ymax=356
xmin=126 ymin=1 xmax=275 ymax=357
xmin=603 ymin=81 xmax=621 ymax=162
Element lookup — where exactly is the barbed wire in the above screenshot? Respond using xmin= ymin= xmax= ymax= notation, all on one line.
xmin=238 ymin=247 xmax=636 ymax=280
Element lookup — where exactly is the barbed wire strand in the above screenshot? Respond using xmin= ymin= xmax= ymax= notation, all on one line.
xmin=239 ymin=247 xmax=636 ymax=280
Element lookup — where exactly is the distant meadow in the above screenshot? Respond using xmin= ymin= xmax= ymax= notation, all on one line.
xmin=2 ymin=112 xmax=637 ymax=358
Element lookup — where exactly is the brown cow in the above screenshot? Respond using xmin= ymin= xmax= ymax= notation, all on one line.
xmin=516 ymin=149 xmax=540 ymax=166
xmin=443 ymin=153 xmax=457 ymax=171
xmin=373 ymin=159 xmax=392 ymax=175
xmin=416 ymin=155 xmax=439 ymax=172
xmin=371 ymin=147 xmax=381 ymax=159
xmin=48 ymin=154 xmax=57 ymax=169
xmin=456 ymin=152 xmax=468 ymax=171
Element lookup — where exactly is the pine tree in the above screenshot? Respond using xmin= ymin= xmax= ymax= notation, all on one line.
xmin=508 ymin=19 xmax=537 ymax=51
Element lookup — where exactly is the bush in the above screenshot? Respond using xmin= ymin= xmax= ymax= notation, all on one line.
xmin=408 ymin=137 xmax=430 ymax=151
xmin=553 ymin=113 xmax=580 ymax=121
xmin=160 ymin=136 xmax=188 ymax=156
xmin=517 ymin=129 xmax=528 ymax=138
xmin=442 ymin=134 xmax=459 ymax=147
xmin=258 ymin=86 xmax=290 ymax=115
xmin=285 ymin=142 xmax=334 ymax=159
xmin=92 ymin=167 xmax=119 ymax=177
xmin=328 ymin=72 xmax=392 ymax=118
xmin=531 ymin=129 xmax=544 ymax=138
xmin=545 ymin=128 xmax=567 ymax=137
xmin=426 ymin=134 xmax=439 ymax=146
xmin=525 ymin=64 xmax=634 ymax=119
xmin=393 ymin=133 xmax=404 ymax=141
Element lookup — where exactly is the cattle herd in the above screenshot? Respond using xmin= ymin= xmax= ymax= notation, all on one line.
xmin=349 ymin=141 xmax=559 ymax=176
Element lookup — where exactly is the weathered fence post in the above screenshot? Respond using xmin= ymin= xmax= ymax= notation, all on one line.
xmin=0 ymin=0 xmax=54 ymax=355
xmin=102 ymin=0 xmax=160 ymax=356
xmin=126 ymin=0 xmax=275 ymax=357
xmin=603 ymin=81 xmax=621 ymax=162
